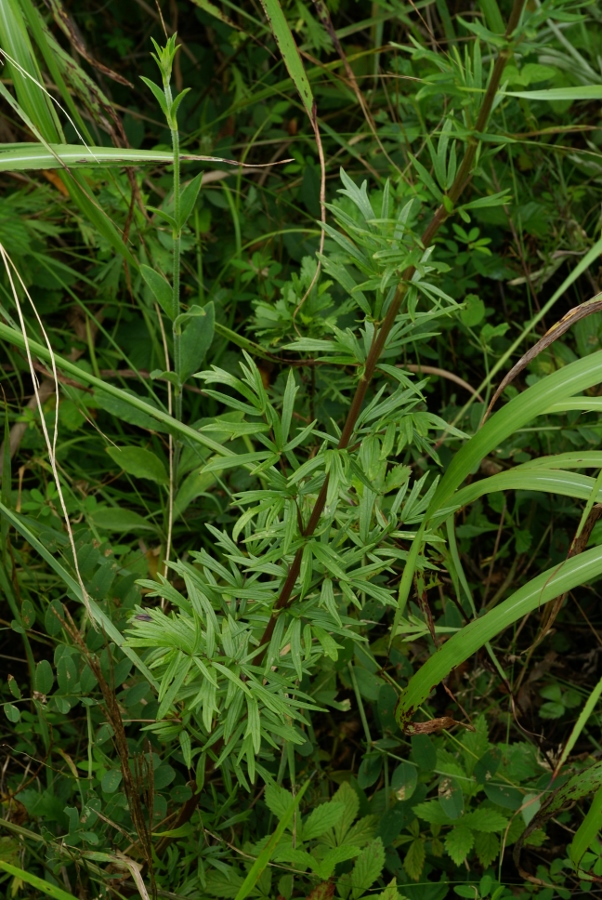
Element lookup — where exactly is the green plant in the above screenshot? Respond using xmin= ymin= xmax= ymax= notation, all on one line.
xmin=4 ymin=1 xmax=602 ymax=898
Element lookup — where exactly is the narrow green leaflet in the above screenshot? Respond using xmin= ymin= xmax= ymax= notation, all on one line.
xmin=259 ymin=0 xmax=314 ymax=119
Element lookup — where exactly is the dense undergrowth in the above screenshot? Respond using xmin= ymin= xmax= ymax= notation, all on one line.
xmin=2 ymin=1 xmax=602 ymax=898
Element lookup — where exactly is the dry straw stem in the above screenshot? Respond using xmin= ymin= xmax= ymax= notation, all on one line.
xmin=255 ymin=0 xmax=528 ymax=662
xmin=0 ymin=243 xmax=94 ymax=624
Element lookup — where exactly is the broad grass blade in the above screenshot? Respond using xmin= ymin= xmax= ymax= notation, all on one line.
xmin=0 ymin=142 xmax=290 ymax=172
xmin=0 ymin=0 xmax=63 ymax=140
xmin=396 ymin=545 xmax=602 ymax=726
xmin=429 ymin=351 xmax=602 ymax=515
xmin=503 ymin=86 xmax=602 ymax=101
xmin=0 ymin=860 xmax=79 ymax=900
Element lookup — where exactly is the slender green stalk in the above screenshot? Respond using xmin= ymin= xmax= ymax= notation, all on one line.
xmin=161 ymin=45 xmax=182 ymax=422
xmin=255 ymin=0 xmax=527 ymax=662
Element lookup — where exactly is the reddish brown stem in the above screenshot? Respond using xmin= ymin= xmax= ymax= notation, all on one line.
xmin=256 ymin=0 xmax=527 ymax=665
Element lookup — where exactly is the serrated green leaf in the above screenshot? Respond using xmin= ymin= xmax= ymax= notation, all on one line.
xmin=272 ymin=845 xmax=314 ymax=869
xmin=474 ymin=830 xmax=500 ymax=868
xmin=444 ymin=824 xmax=474 ymax=866
xmin=462 ymin=808 xmax=508 ymax=832
xmin=344 ymin=814 xmax=377 ymax=847
xmin=302 ymin=801 xmax=345 ymax=841
xmin=375 ymin=877 xmax=405 ymax=900
xmin=234 ymin=779 xmax=310 ymax=900
xmin=333 ymin=781 xmax=361 ymax=844
xmin=404 ymin=837 xmax=425 ymax=881
xmin=350 ymin=838 xmax=385 ymax=898
xmin=106 ymin=446 xmax=168 ymax=484
xmin=312 ymin=845 xmax=361 ymax=880
xmin=264 ymin=782 xmax=294 ymax=821
xmin=413 ymin=800 xmax=454 ymax=826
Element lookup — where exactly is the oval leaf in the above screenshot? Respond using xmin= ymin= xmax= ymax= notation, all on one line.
xmin=106 ymin=446 xmax=168 ymax=484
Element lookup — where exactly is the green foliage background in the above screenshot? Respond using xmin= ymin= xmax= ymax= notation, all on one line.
xmin=2 ymin=1 xmax=602 ymax=898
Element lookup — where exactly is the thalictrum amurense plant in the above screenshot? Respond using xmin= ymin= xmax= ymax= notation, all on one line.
xmin=3 ymin=0 xmax=602 ymax=895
